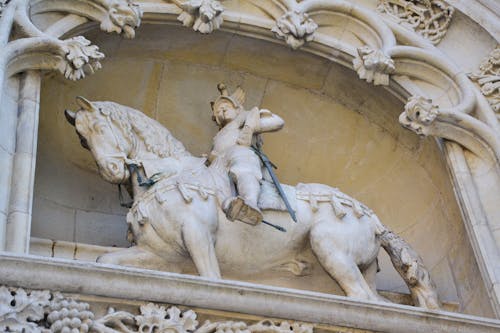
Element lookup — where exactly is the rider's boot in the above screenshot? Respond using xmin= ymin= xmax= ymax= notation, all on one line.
xmin=224 ymin=173 xmax=263 ymax=225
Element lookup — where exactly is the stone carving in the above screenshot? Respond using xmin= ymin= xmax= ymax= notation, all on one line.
xmin=210 ymin=84 xmax=284 ymax=225
xmin=0 ymin=0 xmax=10 ymax=16
xmin=65 ymin=90 xmax=440 ymax=310
xmin=0 ymin=0 xmax=141 ymax=85
xmin=377 ymin=0 xmax=454 ymax=44
xmin=400 ymin=95 xmax=500 ymax=163
xmin=0 ymin=286 xmax=51 ymax=332
xmin=470 ymin=46 xmax=500 ymax=115
xmin=46 ymin=294 xmax=95 ymax=333
xmin=59 ymin=37 xmax=105 ymax=81
xmin=0 ymin=286 xmax=313 ymax=333
xmin=172 ymin=0 xmax=224 ymax=34
xmin=95 ymin=303 xmax=198 ymax=333
xmin=272 ymin=10 xmax=318 ymax=50
xmin=94 ymin=0 xmax=143 ymax=38
xmin=399 ymin=95 xmax=438 ymax=136
xmin=377 ymin=228 xmax=440 ymax=308
xmin=196 ymin=319 xmax=313 ymax=333
xmin=352 ymin=46 xmax=395 ymax=86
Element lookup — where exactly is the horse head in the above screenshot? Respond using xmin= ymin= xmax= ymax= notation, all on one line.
xmin=65 ymin=96 xmax=133 ymax=184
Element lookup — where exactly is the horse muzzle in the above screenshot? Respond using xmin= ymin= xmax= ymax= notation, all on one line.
xmin=96 ymin=157 xmax=129 ymax=184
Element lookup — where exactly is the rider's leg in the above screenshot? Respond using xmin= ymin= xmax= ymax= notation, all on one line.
xmin=226 ymin=171 xmax=263 ymax=225
xmin=225 ymin=155 xmax=264 ymax=225
xmin=232 ymin=171 xmax=261 ymax=209
xmin=228 ymin=149 xmax=262 ymax=210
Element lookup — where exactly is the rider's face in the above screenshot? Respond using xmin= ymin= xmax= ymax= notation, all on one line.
xmin=216 ymin=101 xmax=238 ymax=125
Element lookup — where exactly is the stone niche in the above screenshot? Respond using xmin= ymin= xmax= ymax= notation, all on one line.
xmin=32 ymin=24 xmax=493 ymax=317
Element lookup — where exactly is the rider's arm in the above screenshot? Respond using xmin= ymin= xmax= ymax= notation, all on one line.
xmin=256 ymin=109 xmax=284 ymax=133
xmin=237 ymin=108 xmax=260 ymax=146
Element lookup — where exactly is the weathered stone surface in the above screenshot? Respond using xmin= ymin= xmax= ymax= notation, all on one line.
xmin=1 ymin=0 xmax=499 ymax=321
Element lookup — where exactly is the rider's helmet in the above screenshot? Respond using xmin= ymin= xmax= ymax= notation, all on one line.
xmin=210 ymin=83 xmax=246 ymax=127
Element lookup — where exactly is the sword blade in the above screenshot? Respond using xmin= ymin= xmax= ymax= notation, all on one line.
xmin=263 ymin=160 xmax=297 ymax=222
xmin=252 ymin=146 xmax=297 ymax=223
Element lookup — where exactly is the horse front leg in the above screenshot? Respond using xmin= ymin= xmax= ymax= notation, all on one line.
xmin=97 ymin=246 xmax=181 ymax=272
xmin=182 ymin=220 xmax=221 ymax=279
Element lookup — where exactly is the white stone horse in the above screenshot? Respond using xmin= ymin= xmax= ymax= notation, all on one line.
xmin=65 ymin=96 xmax=440 ymax=309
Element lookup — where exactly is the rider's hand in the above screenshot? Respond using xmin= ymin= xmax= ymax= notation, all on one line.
xmin=237 ymin=125 xmax=253 ymax=146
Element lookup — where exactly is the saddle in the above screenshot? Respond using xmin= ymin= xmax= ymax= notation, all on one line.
xmin=257 ymin=180 xmax=297 ymax=212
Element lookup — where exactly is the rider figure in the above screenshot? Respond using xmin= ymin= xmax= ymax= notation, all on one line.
xmin=209 ymin=84 xmax=284 ymax=225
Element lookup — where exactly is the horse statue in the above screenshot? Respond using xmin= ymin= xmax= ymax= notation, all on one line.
xmin=64 ymin=95 xmax=440 ymax=310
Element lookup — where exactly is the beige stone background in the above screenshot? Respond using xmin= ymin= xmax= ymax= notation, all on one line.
xmin=32 ymin=25 xmax=493 ymax=317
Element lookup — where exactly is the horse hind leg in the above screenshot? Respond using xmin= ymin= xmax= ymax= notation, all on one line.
xmin=310 ymin=224 xmax=379 ymax=302
xmin=362 ymin=259 xmax=390 ymax=303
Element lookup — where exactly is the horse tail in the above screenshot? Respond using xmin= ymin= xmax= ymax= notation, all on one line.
xmin=373 ymin=215 xmax=441 ymax=310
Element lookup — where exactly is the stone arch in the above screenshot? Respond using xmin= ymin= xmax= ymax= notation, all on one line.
xmin=1 ymin=0 xmax=499 ymax=317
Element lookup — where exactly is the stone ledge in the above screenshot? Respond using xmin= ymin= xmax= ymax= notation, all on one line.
xmin=0 ymin=253 xmax=498 ymax=333
xmin=28 ymin=237 xmax=459 ymax=312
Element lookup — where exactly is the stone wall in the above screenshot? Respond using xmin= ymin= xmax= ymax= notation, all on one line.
xmin=32 ymin=25 xmax=493 ymax=317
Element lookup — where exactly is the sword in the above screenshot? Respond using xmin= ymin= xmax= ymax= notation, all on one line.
xmin=252 ymin=146 xmax=297 ymax=223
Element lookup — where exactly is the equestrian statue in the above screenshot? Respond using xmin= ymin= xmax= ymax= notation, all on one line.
xmin=64 ymin=85 xmax=440 ymax=310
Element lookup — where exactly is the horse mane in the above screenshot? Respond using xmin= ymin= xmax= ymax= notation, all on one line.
xmin=97 ymin=101 xmax=191 ymax=159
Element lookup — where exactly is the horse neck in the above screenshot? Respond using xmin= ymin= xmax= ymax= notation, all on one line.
xmin=127 ymin=132 xmax=196 ymax=198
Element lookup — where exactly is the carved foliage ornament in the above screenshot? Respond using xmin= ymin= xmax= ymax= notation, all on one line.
xmin=174 ymin=0 xmax=224 ymax=34
xmin=352 ymin=46 xmax=395 ymax=86
xmin=59 ymin=37 xmax=105 ymax=81
xmin=399 ymin=95 xmax=438 ymax=136
xmin=0 ymin=286 xmax=313 ymax=333
xmin=377 ymin=0 xmax=454 ymax=44
xmin=469 ymin=46 xmax=500 ymax=115
xmin=0 ymin=286 xmax=51 ymax=333
xmin=97 ymin=0 xmax=143 ymax=38
xmin=0 ymin=0 xmax=10 ymax=16
xmin=1 ymin=0 xmax=142 ymax=82
xmin=272 ymin=10 xmax=318 ymax=50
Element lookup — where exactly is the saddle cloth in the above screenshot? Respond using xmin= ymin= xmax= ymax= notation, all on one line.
xmin=258 ymin=180 xmax=297 ymax=212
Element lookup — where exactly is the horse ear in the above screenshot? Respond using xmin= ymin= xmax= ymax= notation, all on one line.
xmin=64 ymin=109 xmax=77 ymax=126
xmin=75 ymin=96 xmax=95 ymax=112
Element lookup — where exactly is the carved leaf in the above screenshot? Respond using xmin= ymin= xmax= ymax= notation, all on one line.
xmin=249 ymin=320 xmax=313 ymax=333
xmin=0 ymin=0 xmax=10 ymax=17
xmin=272 ymin=11 xmax=318 ymax=50
xmin=136 ymin=304 xmax=198 ymax=333
xmin=59 ymin=36 xmax=105 ymax=81
xmin=352 ymin=46 xmax=395 ymax=86
xmin=0 ymin=287 xmax=315 ymax=333
xmin=98 ymin=0 xmax=143 ymax=38
xmin=195 ymin=320 xmax=249 ymax=333
xmin=0 ymin=287 xmax=50 ymax=333
xmin=469 ymin=46 xmax=500 ymax=114
xmin=176 ymin=0 xmax=224 ymax=33
xmin=399 ymin=95 xmax=439 ymax=136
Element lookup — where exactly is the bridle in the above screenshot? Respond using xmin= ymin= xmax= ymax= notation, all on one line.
xmin=88 ymin=109 xmax=159 ymax=207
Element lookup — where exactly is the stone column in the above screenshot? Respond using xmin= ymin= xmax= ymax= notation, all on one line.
xmin=0 ymin=0 xmax=18 ymax=251
xmin=5 ymin=71 xmax=41 ymax=253
xmin=0 ymin=75 xmax=20 ymax=251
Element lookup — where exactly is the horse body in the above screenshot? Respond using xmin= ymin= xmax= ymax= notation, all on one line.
xmin=65 ymin=98 xmax=440 ymax=309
